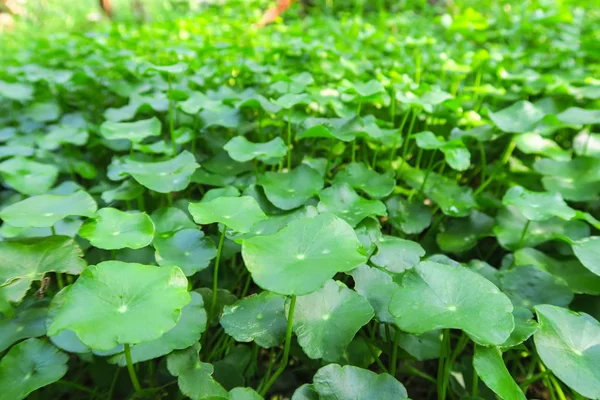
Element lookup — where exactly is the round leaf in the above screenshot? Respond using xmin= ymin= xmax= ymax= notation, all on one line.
xmin=473 ymin=345 xmax=526 ymax=400
xmin=189 ymin=196 xmax=267 ymax=233
xmin=389 ymin=261 xmax=514 ymax=345
xmin=0 ymin=190 xmax=97 ymax=228
xmin=333 ymin=163 xmax=395 ymax=199
xmin=223 ymin=136 xmax=287 ymax=163
xmin=79 ymin=208 xmax=155 ymax=250
xmin=259 ymin=165 xmax=324 ymax=210
xmin=220 ymin=292 xmax=287 ymax=348
xmin=0 ymin=157 xmax=59 ymax=195
xmin=351 ymin=264 xmax=397 ymax=323
xmin=0 ymin=299 xmax=47 ymax=352
xmin=291 ymin=280 xmax=374 ymax=361
xmin=0 ymin=338 xmax=68 ymax=400
xmin=534 ymin=305 xmax=600 ymax=399
xmin=241 ymin=213 xmax=367 ymax=295
xmin=572 ymin=236 xmax=600 ymax=276
xmin=502 ymin=186 xmax=575 ymax=221
xmin=99 ymin=117 xmax=162 ymax=143
xmin=488 ymin=101 xmax=545 ymax=133
xmin=47 ymin=261 xmax=190 ymax=350
xmin=154 ymin=229 xmax=217 ymax=276
xmin=371 ymin=236 xmax=425 ymax=273
xmin=317 ymin=183 xmax=387 ymax=227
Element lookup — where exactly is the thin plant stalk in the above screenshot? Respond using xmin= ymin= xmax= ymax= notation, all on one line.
xmin=124 ymin=343 xmax=142 ymax=395
xmin=518 ymin=220 xmax=531 ymax=249
xmin=389 ymin=111 xmax=411 ymax=163
xmin=390 ymin=327 xmax=400 ymax=375
xmin=167 ymin=74 xmax=177 ymax=157
xmin=260 ymin=295 xmax=297 ymax=396
xmin=210 ymin=226 xmax=227 ymax=320
xmin=286 ymin=109 xmax=292 ymax=170
xmin=399 ymin=109 xmax=418 ymax=172
xmin=437 ymin=329 xmax=451 ymax=400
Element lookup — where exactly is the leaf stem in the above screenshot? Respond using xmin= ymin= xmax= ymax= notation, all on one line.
xmin=399 ymin=109 xmax=418 ymax=173
xmin=390 ymin=327 xmax=400 ymax=376
xmin=260 ymin=294 xmax=297 ymax=396
xmin=210 ymin=226 xmax=227 ymax=320
xmin=124 ymin=343 xmax=142 ymax=395
xmin=286 ymin=109 xmax=292 ymax=170
xmin=167 ymin=75 xmax=176 ymax=157
xmin=518 ymin=220 xmax=531 ymax=249
xmin=437 ymin=329 xmax=451 ymax=400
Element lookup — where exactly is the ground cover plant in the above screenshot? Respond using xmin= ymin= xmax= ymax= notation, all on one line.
xmin=1 ymin=0 xmax=600 ymax=399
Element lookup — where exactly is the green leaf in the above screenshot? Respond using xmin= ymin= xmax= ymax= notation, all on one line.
xmin=108 ymin=151 xmax=199 ymax=193
xmin=573 ymin=130 xmax=600 ymax=158
xmin=167 ymin=343 xmax=229 ymax=400
xmin=514 ymin=247 xmax=600 ymax=295
xmin=351 ymin=264 xmax=397 ymax=323
xmin=396 ymin=90 xmax=452 ymax=113
xmin=400 ymin=164 xmax=476 ymax=217
xmin=317 ymin=183 xmax=387 ymax=227
xmin=101 ymin=179 xmax=144 ymax=203
xmin=241 ymin=213 xmax=367 ymax=295
xmin=109 ymin=292 xmax=206 ymax=366
xmin=534 ymin=157 xmax=600 ymax=201
xmin=151 ymin=207 xmax=196 ymax=237
xmin=0 ymin=190 xmax=97 ymax=228
xmin=534 ymin=305 xmax=600 ymax=399
xmin=514 ymin=132 xmax=570 ymax=160
xmin=499 ymin=265 xmax=573 ymax=309
xmin=0 ymin=338 xmax=68 ymax=400
xmin=39 ymin=125 xmax=88 ymax=151
xmin=154 ymin=229 xmax=217 ymax=276
xmin=25 ymin=102 xmax=62 ymax=122
xmin=229 ymin=387 xmax=264 ymax=400
xmin=473 ymin=345 xmax=526 ymax=400
xmin=371 ymin=236 xmax=425 ymax=273
xmin=79 ymin=208 xmax=155 ymax=250
xmin=389 ymin=261 xmax=514 ymax=345
xmin=0 ymin=157 xmax=59 ymax=195
xmin=397 ymin=330 xmax=442 ymax=361
xmin=334 ymin=163 xmax=395 ymax=199
xmin=413 ymin=131 xmax=471 ymax=171
xmin=572 ymin=236 xmax=600 ymax=276
xmin=556 ymin=107 xmax=600 ymax=125
xmin=259 ymin=165 xmax=324 ymax=210
xmin=493 ymin=206 xmax=589 ymax=251
xmin=47 ymin=261 xmax=190 ymax=350
xmin=0 ymin=236 xmax=86 ymax=307
xmin=501 ymin=307 xmax=538 ymax=348
xmin=189 ymin=196 xmax=267 ymax=233
xmin=488 ymin=101 xmax=545 ymax=133
xmin=140 ymin=61 xmax=188 ymax=75
xmin=436 ymin=211 xmax=494 ymax=253
xmin=223 ymin=136 xmax=287 ymax=163
xmin=353 ymin=79 xmax=386 ymax=98
xmin=291 ymin=280 xmax=374 ymax=361
xmin=312 ymin=363 xmax=408 ymax=400
xmin=291 ymin=384 xmax=319 ymax=400
xmin=99 ymin=117 xmax=162 ymax=143
xmin=271 ymin=93 xmax=310 ymax=109
xmin=202 ymin=186 xmax=241 ymax=203
xmin=46 ymin=287 xmax=90 ymax=354
xmin=198 ymin=288 xmax=238 ymax=327
xmin=0 ymin=299 xmax=47 ymax=352
xmin=220 ymin=292 xmax=287 ymax=348
xmin=502 ymin=185 xmax=575 ymax=221
xmin=0 ymin=80 xmax=33 ymax=101
xmin=385 ymin=196 xmax=432 ymax=234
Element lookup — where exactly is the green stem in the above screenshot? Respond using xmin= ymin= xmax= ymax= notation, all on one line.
xmin=518 ymin=220 xmax=531 ymax=249
xmin=414 ymin=47 xmax=421 ymax=85
xmin=389 ymin=111 xmax=411 ymax=163
xmin=167 ymin=75 xmax=176 ymax=157
xmin=360 ymin=331 xmax=388 ymax=373
xmin=478 ymin=141 xmax=486 ymax=184
xmin=474 ymin=137 xmax=516 ymax=196
xmin=549 ymin=375 xmax=567 ymax=400
xmin=56 ymin=273 xmax=64 ymax=290
xmin=55 ymin=380 xmax=96 ymax=394
xmin=399 ymin=109 xmax=418 ymax=173
xmin=472 ymin=370 xmax=479 ymax=396
xmin=107 ymin=367 xmax=120 ymax=400
xmin=286 ymin=109 xmax=292 ymax=170
xmin=210 ymin=227 xmax=227 ymax=320
xmin=582 ymin=125 xmax=592 ymax=155
xmin=260 ymin=295 xmax=297 ymax=396
xmin=437 ymin=329 xmax=451 ymax=400
xmin=519 ymin=371 xmax=549 ymax=390
xmin=390 ymin=327 xmax=400 ymax=376
xmin=401 ymin=365 xmax=437 ymax=384
xmin=124 ymin=344 xmax=142 ymax=394
xmin=51 ymin=226 xmax=56 ymax=236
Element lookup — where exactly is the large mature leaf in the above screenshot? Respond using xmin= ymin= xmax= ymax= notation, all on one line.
xmin=154 ymin=229 xmax=217 ymax=276
xmin=534 ymin=305 xmax=600 ymax=399
xmin=473 ymin=345 xmax=526 ymax=400
xmin=99 ymin=117 xmax=162 ymax=143
xmin=79 ymin=208 xmax=155 ymax=250
xmin=385 ymin=196 xmax=431 ymax=234
xmin=0 ymin=80 xmax=34 ymax=101
xmin=109 ymin=292 xmax=207 ymax=366
xmin=556 ymin=107 xmax=600 ymax=125
xmin=499 ymin=265 xmax=573 ymax=309
xmin=189 ymin=196 xmax=267 ymax=233
xmin=258 ymin=165 xmax=324 ymax=210
xmin=533 ymin=157 xmax=600 ymax=201
xmin=108 ymin=151 xmax=199 ymax=193
xmin=167 ymin=343 xmax=229 ymax=400
xmin=220 ymin=292 xmax=287 ymax=348
xmin=0 ymin=157 xmax=59 ymax=195
xmin=291 ymin=280 xmax=374 ymax=361
xmin=502 ymin=185 xmax=575 ymax=221
xmin=223 ymin=136 xmax=287 ymax=163
xmin=241 ymin=213 xmax=367 ymax=295
xmin=317 ymin=183 xmax=387 ymax=227
xmin=389 ymin=261 xmax=514 ymax=345
xmin=47 ymin=261 xmax=190 ymax=350
xmin=0 ymin=190 xmax=97 ymax=228
xmin=436 ymin=211 xmax=494 ymax=253
xmin=488 ymin=101 xmax=545 ymax=133
xmin=0 ymin=338 xmax=68 ymax=400
xmin=312 ymin=364 xmax=408 ymax=400
xmin=333 ymin=163 xmax=395 ymax=199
